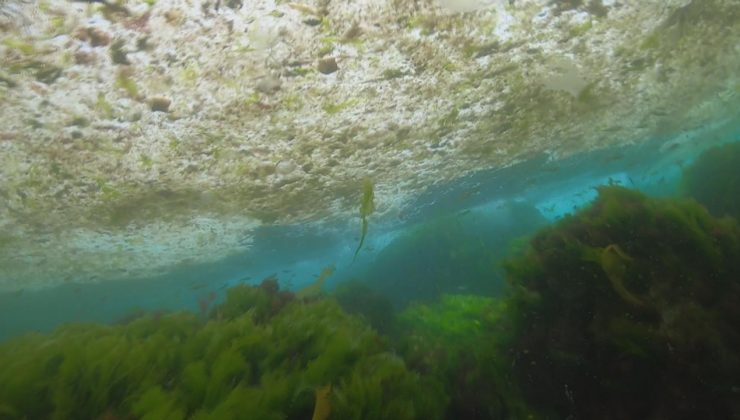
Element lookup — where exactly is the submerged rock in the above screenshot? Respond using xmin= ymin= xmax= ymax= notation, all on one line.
xmin=255 ymin=75 xmax=281 ymax=94
xmin=148 ymin=96 xmax=171 ymax=112
xmin=317 ymin=57 xmax=338 ymax=74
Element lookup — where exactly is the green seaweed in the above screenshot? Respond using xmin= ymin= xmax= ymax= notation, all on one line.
xmin=322 ymin=99 xmax=357 ymax=115
xmin=352 ymin=177 xmax=375 ymax=261
xmin=132 ymin=386 xmax=185 ymax=420
xmin=0 ymin=281 xmax=443 ymax=419
xmin=503 ymin=186 xmax=740 ymax=419
xmin=34 ymin=64 xmax=63 ymax=84
xmin=396 ymin=295 xmax=534 ymax=419
xmin=381 ymin=68 xmax=407 ymax=80
xmin=115 ymin=69 xmax=139 ymax=98
xmin=96 ymin=92 xmax=115 ymax=118
xmin=110 ymin=39 xmax=130 ymax=65
xmin=1 ymin=38 xmax=36 ymax=55
xmin=581 ymin=244 xmax=648 ymax=308
xmin=296 ymin=265 xmax=335 ymax=299
xmin=0 ymin=71 xmax=17 ymax=88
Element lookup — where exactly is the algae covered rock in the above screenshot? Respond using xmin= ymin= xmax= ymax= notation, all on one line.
xmin=504 ymin=186 xmax=740 ymax=419
xmin=0 ymin=282 xmax=445 ymax=419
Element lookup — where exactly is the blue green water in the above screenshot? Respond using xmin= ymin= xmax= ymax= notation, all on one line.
xmin=2 ymin=119 xmax=737 ymax=341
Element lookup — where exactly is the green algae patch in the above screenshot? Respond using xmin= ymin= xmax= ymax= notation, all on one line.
xmin=397 ymin=295 xmax=534 ymax=419
xmin=503 ymin=186 xmax=740 ymax=419
xmin=0 ymin=279 xmax=445 ymax=419
xmin=322 ymin=98 xmax=357 ymax=115
xmin=115 ymin=68 xmax=140 ymax=99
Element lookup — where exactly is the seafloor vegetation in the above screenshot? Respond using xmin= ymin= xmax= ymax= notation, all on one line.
xmin=0 ymin=279 xmax=447 ymax=420
xmin=504 ymin=186 xmax=740 ymax=419
xmin=1 ymin=148 xmax=739 ymax=418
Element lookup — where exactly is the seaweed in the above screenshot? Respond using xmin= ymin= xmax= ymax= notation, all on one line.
xmin=296 ymin=265 xmax=335 ymax=299
xmin=213 ymin=277 xmax=293 ymax=322
xmin=110 ymin=39 xmax=130 ymax=65
xmin=0 ymin=282 xmax=442 ymax=419
xmin=503 ymin=186 xmax=740 ymax=419
xmin=396 ymin=295 xmax=533 ymax=419
xmin=581 ymin=244 xmax=648 ymax=308
xmin=115 ymin=68 xmax=139 ymax=99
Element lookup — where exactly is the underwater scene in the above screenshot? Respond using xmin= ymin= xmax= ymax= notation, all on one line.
xmin=1 ymin=0 xmax=740 ymax=418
